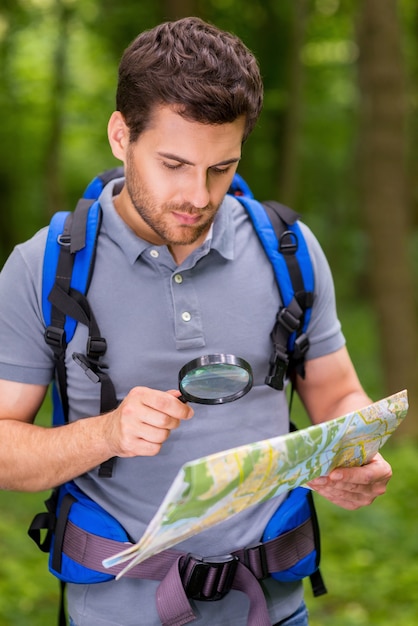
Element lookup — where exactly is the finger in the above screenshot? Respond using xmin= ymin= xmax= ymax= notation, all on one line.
xmin=309 ymin=469 xmax=388 ymax=509
xmin=137 ymin=387 xmax=194 ymax=420
xmin=134 ymin=422 xmax=172 ymax=445
xmin=308 ymin=480 xmax=376 ymax=510
xmin=328 ymin=457 xmax=392 ymax=492
xmin=116 ymin=418 xmax=173 ymax=458
xmin=166 ymin=389 xmax=183 ymax=398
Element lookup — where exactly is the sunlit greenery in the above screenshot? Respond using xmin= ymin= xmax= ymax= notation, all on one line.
xmin=305 ymin=441 xmax=418 ymax=626
xmin=0 ymin=1 xmax=417 ymax=624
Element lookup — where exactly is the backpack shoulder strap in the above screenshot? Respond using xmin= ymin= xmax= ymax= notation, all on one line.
xmin=229 ymin=177 xmax=314 ymax=390
xmin=261 ymin=199 xmax=314 ymax=337
xmin=43 ymin=199 xmax=102 ymax=344
xmin=82 ymin=166 xmax=124 ymax=200
xmin=43 ymin=169 xmax=127 ymax=477
xmin=43 ymin=199 xmax=109 ymax=422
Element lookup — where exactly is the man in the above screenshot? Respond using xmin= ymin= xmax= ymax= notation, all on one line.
xmin=0 ymin=17 xmax=391 ymax=626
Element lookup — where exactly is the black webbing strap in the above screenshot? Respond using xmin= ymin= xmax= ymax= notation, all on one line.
xmin=58 ymin=580 xmax=66 ymax=626
xmin=51 ymin=493 xmax=77 ymax=573
xmin=306 ymin=490 xmax=327 ymax=596
xmin=27 ymin=488 xmax=59 ymax=553
xmin=44 ymin=203 xmax=118 ymax=476
xmin=262 ymin=200 xmax=300 ymax=227
xmin=44 ymin=199 xmax=97 ymax=423
xmin=44 ymin=212 xmax=76 ymax=420
xmin=262 ymin=201 xmax=313 ymax=389
xmin=48 ymin=284 xmax=100 ymax=335
xmin=97 ymin=166 xmax=125 ymax=188
xmin=69 ymin=198 xmax=93 ymax=253
xmin=53 ymin=492 xmax=76 ymax=626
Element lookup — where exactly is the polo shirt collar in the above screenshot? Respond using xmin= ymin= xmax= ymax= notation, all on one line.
xmin=99 ymin=177 xmax=235 ymax=265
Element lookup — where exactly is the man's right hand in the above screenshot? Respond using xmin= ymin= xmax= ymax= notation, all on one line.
xmin=102 ymin=387 xmax=194 ymax=458
xmin=0 ymin=380 xmax=193 ymax=491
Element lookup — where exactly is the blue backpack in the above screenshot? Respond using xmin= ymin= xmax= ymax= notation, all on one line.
xmin=28 ymin=169 xmax=326 ymax=625
xmin=43 ymin=168 xmax=314 ymax=433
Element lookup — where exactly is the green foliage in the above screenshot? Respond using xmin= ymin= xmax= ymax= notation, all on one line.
xmin=0 ymin=1 xmax=417 ymax=622
xmin=1 ymin=0 xmax=417 ymax=290
xmin=305 ymin=441 xmax=418 ymax=626
xmin=0 ymin=490 xmax=58 ymax=626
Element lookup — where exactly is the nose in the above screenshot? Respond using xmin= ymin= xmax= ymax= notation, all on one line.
xmin=184 ymin=172 xmax=210 ymax=209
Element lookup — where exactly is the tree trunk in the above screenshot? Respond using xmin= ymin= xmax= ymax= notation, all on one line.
xmin=43 ymin=0 xmax=73 ymax=218
xmin=356 ymin=0 xmax=418 ymax=436
xmin=0 ymin=44 xmax=17 ymax=263
xmin=276 ymin=0 xmax=309 ymax=206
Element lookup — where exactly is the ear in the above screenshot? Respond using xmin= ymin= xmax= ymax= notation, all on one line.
xmin=107 ymin=111 xmax=130 ymax=162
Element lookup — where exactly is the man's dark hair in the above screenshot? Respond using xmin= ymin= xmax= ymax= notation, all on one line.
xmin=116 ymin=17 xmax=263 ymax=142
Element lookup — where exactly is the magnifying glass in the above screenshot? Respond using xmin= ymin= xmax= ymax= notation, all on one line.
xmin=178 ymin=354 xmax=253 ymax=405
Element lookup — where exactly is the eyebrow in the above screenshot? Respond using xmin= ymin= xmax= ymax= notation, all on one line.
xmin=157 ymin=152 xmax=241 ymax=167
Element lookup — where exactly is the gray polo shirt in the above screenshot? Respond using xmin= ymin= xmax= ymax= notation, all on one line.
xmin=0 ymin=179 xmax=344 ymax=625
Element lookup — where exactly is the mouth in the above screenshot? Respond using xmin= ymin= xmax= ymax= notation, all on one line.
xmin=172 ymin=211 xmax=202 ymax=225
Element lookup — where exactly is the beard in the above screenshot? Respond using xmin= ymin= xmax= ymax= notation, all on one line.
xmin=124 ymin=152 xmax=219 ymax=246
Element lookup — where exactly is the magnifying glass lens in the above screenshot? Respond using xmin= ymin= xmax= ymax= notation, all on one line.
xmin=178 ymin=354 xmax=253 ymax=405
xmin=182 ymin=363 xmax=250 ymax=399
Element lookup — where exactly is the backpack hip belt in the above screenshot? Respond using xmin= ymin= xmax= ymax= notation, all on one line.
xmin=61 ymin=516 xmax=316 ymax=626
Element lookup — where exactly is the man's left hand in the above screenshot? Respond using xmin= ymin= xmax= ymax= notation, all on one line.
xmin=307 ymin=453 xmax=392 ymax=510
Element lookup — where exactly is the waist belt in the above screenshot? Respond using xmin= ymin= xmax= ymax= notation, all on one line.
xmin=63 ymin=517 xmax=315 ymax=626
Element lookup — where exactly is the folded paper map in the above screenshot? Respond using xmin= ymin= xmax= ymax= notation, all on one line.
xmin=103 ymin=390 xmax=408 ymax=578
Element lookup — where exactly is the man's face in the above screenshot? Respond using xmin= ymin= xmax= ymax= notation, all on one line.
xmin=111 ymin=105 xmax=245 ymax=251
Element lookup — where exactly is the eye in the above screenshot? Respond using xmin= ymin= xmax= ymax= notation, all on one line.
xmin=163 ymin=161 xmax=183 ymax=171
xmin=210 ymin=166 xmax=232 ymax=175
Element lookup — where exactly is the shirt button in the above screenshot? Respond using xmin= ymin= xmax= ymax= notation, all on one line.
xmin=182 ymin=312 xmax=191 ymax=322
xmin=174 ymin=274 xmax=183 ymax=284
xmin=150 ymin=249 xmax=159 ymax=258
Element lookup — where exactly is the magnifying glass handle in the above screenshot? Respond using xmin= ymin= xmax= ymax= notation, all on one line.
xmin=178 ymin=394 xmax=188 ymax=403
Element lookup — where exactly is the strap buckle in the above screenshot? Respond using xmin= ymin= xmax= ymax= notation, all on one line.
xmin=181 ymin=553 xmax=238 ymax=601
xmin=44 ymin=326 xmax=66 ymax=350
xmin=292 ymin=333 xmax=309 ymax=361
xmin=87 ymin=336 xmax=107 ymax=359
xmin=277 ymin=306 xmax=301 ymax=334
xmin=265 ymin=349 xmax=288 ymax=391
xmin=72 ymin=352 xmax=100 ymax=383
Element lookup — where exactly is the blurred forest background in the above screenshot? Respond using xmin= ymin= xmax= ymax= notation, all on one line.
xmin=0 ymin=0 xmax=417 ymax=624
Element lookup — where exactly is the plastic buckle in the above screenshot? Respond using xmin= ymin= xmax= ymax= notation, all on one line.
xmin=277 ymin=307 xmax=300 ymax=334
xmin=44 ymin=326 xmax=66 ymax=350
xmin=87 ymin=336 xmax=107 ymax=359
xmin=72 ymin=352 xmax=100 ymax=383
xmin=182 ymin=553 xmax=238 ymax=601
xmin=265 ymin=357 xmax=287 ymax=391
xmin=265 ymin=343 xmax=289 ymax=390
xmin=293 ymin=333 xmax=309 ymax=360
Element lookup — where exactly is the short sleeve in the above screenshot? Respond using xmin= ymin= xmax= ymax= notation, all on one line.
xmin=0 ymin=229 xmax=54 ymax=384
xmin=299 ymin=222 xmax=346 ymax=360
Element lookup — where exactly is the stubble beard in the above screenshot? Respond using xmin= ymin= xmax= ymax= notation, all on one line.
xmin=125 ymin=167 xmax=217 ymax=247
